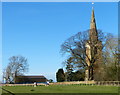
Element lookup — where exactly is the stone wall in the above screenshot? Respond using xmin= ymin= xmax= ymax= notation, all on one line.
xmin=1 ymin=81 xmax=120 ymax=86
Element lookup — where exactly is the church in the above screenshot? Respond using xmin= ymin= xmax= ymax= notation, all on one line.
xmin=85 ymin=7 xmax=102 ymax=81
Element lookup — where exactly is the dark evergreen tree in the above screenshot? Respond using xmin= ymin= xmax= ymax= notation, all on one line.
xmin=56 ymin=68 xmax=65 ymax=82
xmin=65 ymin=57 xmax=73 ymax=81
xmin=72 ymin=70 xmax=85 ymax=81
xmin=67 ymin=72 xmax=74 ymax=81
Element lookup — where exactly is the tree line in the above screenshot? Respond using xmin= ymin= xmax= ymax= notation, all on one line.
xmin=3 ymin=29 xmax=119 ymax=83
xmin=56 ymin=29 xmax=119 ymax=82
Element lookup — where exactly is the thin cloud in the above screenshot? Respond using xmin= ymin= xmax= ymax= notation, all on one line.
xmin=2 ymin=0 xmax=119 ymax=2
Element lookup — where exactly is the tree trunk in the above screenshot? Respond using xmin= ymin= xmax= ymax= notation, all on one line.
xmin=85 ymin=66 xmax=94 ymax=81
xmin=90 ymin=66 xmax=94 ymax=80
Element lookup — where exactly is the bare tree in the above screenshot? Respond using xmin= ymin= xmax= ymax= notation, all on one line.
xmin=94 ymin=37 xmax=119 ymax=81
xmin=3 ymin=55 xmax=29 ymax=83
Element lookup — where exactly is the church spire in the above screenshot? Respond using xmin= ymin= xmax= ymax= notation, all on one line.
xmin=89 ymin=6 xmax=98 ymax=42
xmin=90 ymin=7 xmax=96 ymax=29
xmin=85 ymin=3 xmax=102 ymax=81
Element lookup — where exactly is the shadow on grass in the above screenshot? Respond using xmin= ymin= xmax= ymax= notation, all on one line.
xmin=1 ymin=87 xmax=15 ymax=95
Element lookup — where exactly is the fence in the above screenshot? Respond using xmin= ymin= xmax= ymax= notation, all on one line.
xmin=50 ymin=81 xmax=95 ymax=85
xmin=2 ymin=83 xmax=47 ymax=86
xmin=95 ymin=81 xmax=120 ymax=86
xmin=50 ymin=81 xmax=120 ymax=86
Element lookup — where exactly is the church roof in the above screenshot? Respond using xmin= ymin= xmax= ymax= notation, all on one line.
xmin=16 ymin=75 xmax=47 ymax=79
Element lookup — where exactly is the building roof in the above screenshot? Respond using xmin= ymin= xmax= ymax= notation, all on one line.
xmin=16 ymin=75 xmax=47 ymax=79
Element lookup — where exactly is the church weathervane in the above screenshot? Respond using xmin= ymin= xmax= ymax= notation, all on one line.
xmin=92 ymin=2 xmax=94 ymax=9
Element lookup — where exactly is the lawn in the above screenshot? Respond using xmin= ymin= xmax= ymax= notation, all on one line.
xmin=2 ymin=85 xmax=119 ymax=94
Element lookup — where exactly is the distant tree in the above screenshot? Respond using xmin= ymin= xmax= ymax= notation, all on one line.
xmin=72 ymin=70 xmax=85 ymax=81
xmin=64 ymin=57 xmax=73 ymax=81
xmin=48 ymin=79 xmax=53 ymax=83
xmin=56 ymin=68 xmax=65 ymax=82
xmin=3 ymin=55 xmax=29 ymax=83
xmin=103 ymin=37 xmax=119 ymax=81
xmin=94 ymin=37 xmax=119 ymax=81
xmin=66 ymin=72 xmax=74 ymax=81
xmin=65 ymin=70 xmax=85 ymax=81
xmin=3 ymin=68 xmax=11 ymax=83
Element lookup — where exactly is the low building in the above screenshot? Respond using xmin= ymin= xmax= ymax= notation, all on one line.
xmin=15 ymin=75 xmax=47 ymax=84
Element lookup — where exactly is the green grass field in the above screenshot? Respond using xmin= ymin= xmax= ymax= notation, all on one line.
xmin=2 ymin=85 xmax=119 ymax=94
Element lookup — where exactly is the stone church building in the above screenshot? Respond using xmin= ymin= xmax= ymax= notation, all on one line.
xmin=85 ymin=7 xmax=102 ymax=81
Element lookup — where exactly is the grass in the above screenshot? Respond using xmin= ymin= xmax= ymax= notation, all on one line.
xmin=2 ymin=85 xmax=119 ymax=94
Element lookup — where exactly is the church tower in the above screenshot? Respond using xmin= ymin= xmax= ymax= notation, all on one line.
xmin=85 ymin=7 xmax=102 ymax=81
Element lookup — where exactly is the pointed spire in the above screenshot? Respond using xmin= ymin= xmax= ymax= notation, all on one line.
xmin=90 ymin=7 xmax=96 ymax=29
xmin=89 ymin=6 xmax=98 ymax=42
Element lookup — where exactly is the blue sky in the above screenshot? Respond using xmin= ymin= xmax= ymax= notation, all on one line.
xmin=2 ymin=2 xmax=118 ymax=81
